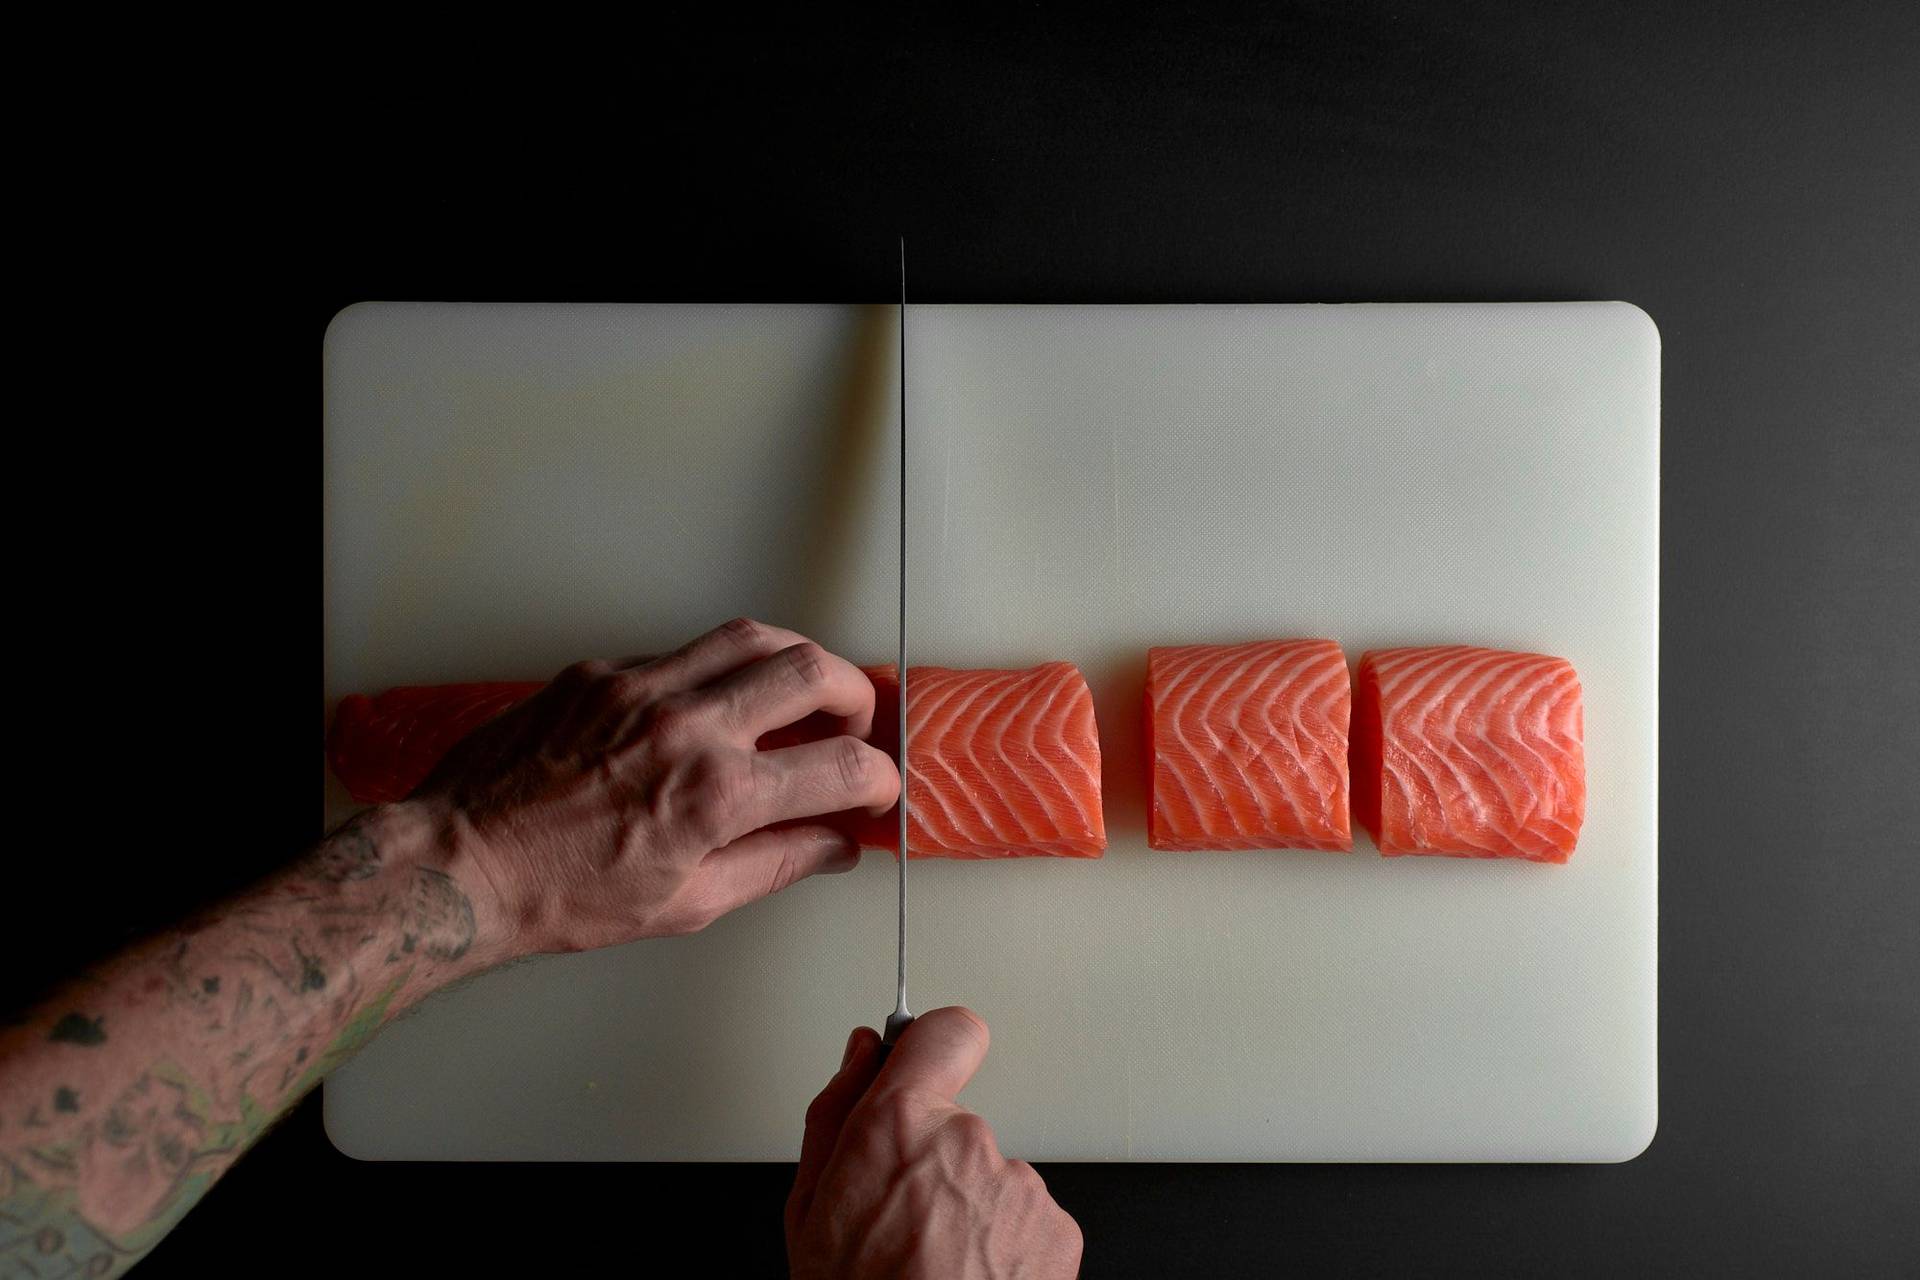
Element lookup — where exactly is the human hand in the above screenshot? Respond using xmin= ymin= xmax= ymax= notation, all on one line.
xmin=412 ymin=617 xmax=900 ymax=955
xmin=786 ymin=1008 xmax=1083 ymax=1279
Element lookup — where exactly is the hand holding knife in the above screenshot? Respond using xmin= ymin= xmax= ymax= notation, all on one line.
xmin=788 ymin=242 xmax=1083 ymax=1274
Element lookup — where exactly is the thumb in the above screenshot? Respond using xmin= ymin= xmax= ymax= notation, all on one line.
xmin=874 ymin=1006 xmax=991 ymax=1102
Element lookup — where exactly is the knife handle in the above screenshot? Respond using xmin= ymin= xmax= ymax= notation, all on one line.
xmin=877 ymin=1009 xmax=915 ymax=1064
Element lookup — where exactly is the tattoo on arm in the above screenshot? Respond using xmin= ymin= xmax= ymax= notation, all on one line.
xmin=403 ymin=870 xmax=476 ymax=963
xmin=302 ymin=814 xmax=383 ymax=883
xmin=0 ymin=807 xmax=479 ymax=1276
xmin=47 ymin=1016 xmax=106 ymax=1048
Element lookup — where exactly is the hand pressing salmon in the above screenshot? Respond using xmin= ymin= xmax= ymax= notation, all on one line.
xmin=330 ymin=657 xmax=1107 ymax=859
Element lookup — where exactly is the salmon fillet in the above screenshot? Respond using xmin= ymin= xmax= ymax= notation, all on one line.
xmin=1352 ymin=646 xmax=1585 ymax=863
xmin=1146 ymin=639 xmax=1352 ymax=852
xmin=327 ymin=682 xmax=544 ymax=804
xmin=326 ymin=663 xmax=1106 ymax=859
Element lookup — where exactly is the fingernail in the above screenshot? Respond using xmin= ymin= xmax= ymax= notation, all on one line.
xmin=841 ymin=1029 xmax=863 ymax=1069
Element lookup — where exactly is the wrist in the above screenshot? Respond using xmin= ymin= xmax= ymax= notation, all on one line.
xmin=355 ymin=798 xmax=528 ymax=977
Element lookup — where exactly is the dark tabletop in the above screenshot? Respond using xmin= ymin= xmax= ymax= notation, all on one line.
xmin=19 ymin=3 xmax=1917 ymax=1275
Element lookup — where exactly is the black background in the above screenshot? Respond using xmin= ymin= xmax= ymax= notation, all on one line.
xmin=14 ymin=2 xmax=1918 ymax=1275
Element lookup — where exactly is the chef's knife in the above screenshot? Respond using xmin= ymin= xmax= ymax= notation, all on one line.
xmin=881 ymin=240 xmax=915 ymax=1054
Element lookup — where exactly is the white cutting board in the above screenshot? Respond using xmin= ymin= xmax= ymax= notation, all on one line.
xmin=322 ymin=302 xmax=1657 ymax=1162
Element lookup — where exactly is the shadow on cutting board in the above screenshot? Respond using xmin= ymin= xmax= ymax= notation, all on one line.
xmin=621 ymin=305 xmax=898 ymax=1115
xmin=775 ymin=303 xmax=894 ymax=643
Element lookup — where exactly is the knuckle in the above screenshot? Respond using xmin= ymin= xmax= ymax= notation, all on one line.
xmin=556 ymin=658 xmax=608 ymax=690
xmin=679 ymin=802 xmax=725 ymax=849
xmin=948 ymin=1110 xmax=997 ymax=1153
xmin=783 ymin=642 xmax=829 ymax=688
xmin=952 ymin=1007 xmax=992 ymax=1053
xmin=767 ymin=848 xmax=802 ymax=897
xmin=601 ymin=669 xmax=653 ymax=708
xmin=707 ymin=752 xmax=754 ymax=809
xmin=836 ymin=737 xmax=882 ymax=795
xmin=682 ymin=752 xmax=750 ymax=842
xmin=1010 ymin=1160 xmax=1057 ymax=1210
xmin=654 ymin=880 xmax=720 ymax=935
xmin=656 ymin=906 xmax=710 ymax=937
xmin=719 ymin=616 xmax=767 ymax=648
xmin=645 ymin=692 xmax=703 ymax=743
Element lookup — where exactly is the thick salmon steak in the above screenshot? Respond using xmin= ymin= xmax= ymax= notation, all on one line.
xmin=1352 ymin=646 xmax=1585 ymax=863
xmin=863 ymin=663 xmax=1106 ymax=859
xmin=1146 ymin=639 xmax=1352 ymax=852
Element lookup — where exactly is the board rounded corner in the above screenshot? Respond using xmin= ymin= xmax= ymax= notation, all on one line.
xmin=1603 ymin=300 xmax=1662 ymax=357
xmin=321 ymin=1084 xmax=386 ymax=1162
xmin=322 ymin=300 xmax=386 ymax=361
xmin=1596 ymin=1104 xmax=1659 ymax=1164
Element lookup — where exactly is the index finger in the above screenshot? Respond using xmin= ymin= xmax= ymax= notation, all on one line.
xmin=644 ymin=617 xmax=812 ymax=691
xmin=873 ymin=1006 xmax=990 ymax=1102
xmin=704 ymin=642 xmax=878 ymax=743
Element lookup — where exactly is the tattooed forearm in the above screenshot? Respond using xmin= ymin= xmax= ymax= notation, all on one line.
xmin=0 ymin=802 xmax=487 ymax=1276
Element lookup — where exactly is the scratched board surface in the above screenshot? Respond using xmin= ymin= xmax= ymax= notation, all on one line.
xmin=322 ymin=303 xmax=1658 ymax=1161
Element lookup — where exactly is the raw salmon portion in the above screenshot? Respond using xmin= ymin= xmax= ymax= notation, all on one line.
xmin=1146 ymin=639 xmax=1352 ymax=852
xmin=875 ymin=663 xmax=1105 ymax=859
xmin=327 ymin=663 xmax=1106 ymax=859
xmin=327 ymin=682 xmax=544 ymax=803
xmin=1352 ymin=646 xmax=1585 ymax=863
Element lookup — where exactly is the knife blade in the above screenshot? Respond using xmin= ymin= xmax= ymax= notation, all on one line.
xmin=882 ymin=238 xmax=915 ymax=1051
